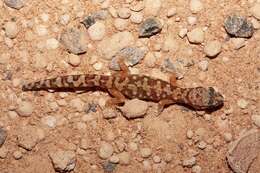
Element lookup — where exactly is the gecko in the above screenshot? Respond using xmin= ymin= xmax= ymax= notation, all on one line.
xmin=22 ymin=60 xmax=224 ymax=111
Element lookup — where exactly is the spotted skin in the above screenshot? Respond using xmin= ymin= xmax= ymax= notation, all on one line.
xmin=22 ymin=74 xmax=224 ymax=110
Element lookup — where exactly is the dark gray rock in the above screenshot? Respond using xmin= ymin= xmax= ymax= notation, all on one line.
xmin=0 ymin=128 xmax=7 ymax=147
xmin=139 ymin=18 xmax=162 ymax=37
xmin=224 ymin=15 xmax=254 ymax=38
xmin=81 ymin=10 xmax=108 ymax=29
xmin=81 ymin=16 xmax=96 ymax=29
xmin=4 ymin=0 xmax=24 ymax=9
xmin=102 ymin=161 xmax=117 ymax=173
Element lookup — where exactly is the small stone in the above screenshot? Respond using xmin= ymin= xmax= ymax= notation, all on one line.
xmin=98 ymin=142 xmax=114 ymax=159
xmin=41 ymin=116 xmax=57 ymax=128
xmin=68 ymin=54 xmax=81 ymax=66
xmin=182 ymin=156 xmax=196 ymax=167
xmin=118 ymin=152 xmax=131 ymax=165
xmin=69 ymin=98 xmax=85 ymax=112
xmin=4 ymin=22 xmax=19 ymax=39
xmin=16 ymin=101 xmax=33 ymax=117
xmin=128 ymin=142 xmax=138 ymax=151
xmin=60 ymin=14 xmax=70 ymax=25
xmin=114 ymin=18 xmax=128 ymax=31
xmin=144 ymin=52 xmax=157 ymax=68
xmin=102 ymin=161 xmax=117 ymax=173
xmin=88 ymin=21 xmax=106 ymax=41
xmin=140 ymin=147 xmax=152 ymax=158
xmin=197 ymin=141 xmax=207 ymax=149
xmin=60 ymin=28 xmax=88 ymax=54
xmin=13 ymin=150 xmax=22 ymax=160
xmin=187 ymin=130 xmax=194 ymax=139
xmin=144 ymin=0 xmax=161 ymax=16
xmin=167 ymin=7 xmax=177 ymax=18
xmin=93 ymin=62 xmax=103 ymax=71
xmin=130 ymin=12 xmax=143 ymax=24
xmin=153 ymin=155 xmax=161 ymax=163
xmin=17 ymin=126 xmax=41 ymax=150
xmin=231 ymin=38 xmax=246 ymax=50
xmin=198 ymin=60 xmax=209 ymax=71
xmin=204 ymin=41 xmax=222 ymax=57
xmin=0 ymin=146 xmax=9 ymax=159
xmin=162 ymin=36 xmax=179 ymax=52
xmin=102 ymin=107 xmax=118 ymax=119
xmin=165 ymin=153 xmax=173 ymax=163
xmin=251 ymin=18 xmax=260 ymax=29
xmin=139 ymin=18 xmax=162 ymax=37
xmin=49 ymin=150 xmax=76 ymax=172
xmin=46 ymin=38 xmax=59 ymax=50
xmin=130 ymin=1 xmax=145 ymax=12
xmin=117 ymin=7 xmax=131 ymax=19
xmin=192 ymin=165 xmax=202 ymax=173
xmin=252 ymin=115 xmax=260 ymax=127
xmin=250 ymin=3 xmax=260 ymax=20
xmin=8 ymin=111 xmax=18 ymax=119
xmin=120 ymin=99 xmax=148 ymax=119
xmin=224 ymin=15 xmax=254 ymax=38
xmin=179 ymin=28 xmax=188 ymax=38
xmin=109 ymin=155 xmax=120 ymax=163
xmin=190 ymin=0 xmax=204 ymax=13
xmin=187 ymin=16 xmax=197 ymax=25
xmin=237 ymin=99 xmax=248 ymax=109
xmin=187 ymin=28 xmax=204 ymax=44
xmin=4 ymin=0 xmax=24 ymax=9
xmin=0 ymin=128 xmax=7 ymax=147
xmin=223 ymin=132 xmax=233 ymax=142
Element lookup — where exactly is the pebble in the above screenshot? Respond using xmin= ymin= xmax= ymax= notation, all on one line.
xmin=46 ymin=38 xmax=59 ymax=50
xmin=69 ymin=98 xmax=85 ymax=112
xmin=139 ymin=18 xmax=162 ymax=37
xmin=34 ymin=53 xmax=47 ymax=68
xmin=4 ymin=22 xmax=19 ymax=39
xmin=167 ymin=7 xmax=177 ymax=18
xmin=110 ymin=47 xmax=146 ymax=70
xmin=224 ymin=15 xmax=254 ymax=38
xmin=59 ymin=14 xmax=70 ymax=25
xmin=165 ymin=153 xmax=173 ymax=163
xmin=17 ymin=126 xmax=41 ymax=150
xmin=144 ymin=0 xmax=162 ymax=16
xmin=182 ymin=156 xmax=196 ymax=167
xmin=251 ymin=18 xmax=260 ymax=29
xmin=187 ymin=130 xmax=194 ymax=139
xmin=223 ymin=132 xmax=233 ymax=142
xmin=153 ymin=155 xmax=161 ymax=163
xmin=109 ymin=155 xmax=120 ymax=163
xmin=16 ymin=101 xmax=34 ymax=117
xmin=41 ymin=116 xmax=57 ymax=128
xmin=0 ymin=146 xmax=9 ymax=159
xmin=49 ymin=150 xmax=76 ymax=172
xmin=117 ymin=7 xmax=131 ymax=19
xmin=88 ymin=21 xmax=106 ymax=41
xmin=68 ymin=54 xmax=81 ymax=66
xmin=231 ymin=38 xmax=246 ymax=50
xmin=187 ymin=16 xmax=197 ymax=25
xmin=60 ymin=28 xmax=88 ymax=54
xmin=128 ymin=142 xmax=138 ymax=151
xmin=130 ymin=1 xmax=144 ymax=12
xmin=102 ymin=107 xmax=118 ymax=119
xmin=118 ymin=152 xmax=131 ymax=165
xmin=192 ymin=165 xmax=202 ymax=173
xmin=13 ymin=150 xmax=23 ymax=160
xmin=0 ymin=128 xmax=7 ymax=147
xmin=140 ymin=147 xmax=152 ymax=158
xmin=251 ymin=115 xmax=260 ymax=127
xmin=190 ymin=0 xmax=203 ymax=13
xmin=237 ymin=99 xmax=248 ymax=109
xmin=98 ymin=31 xmax=134 ymax=60
xmin=250 ymin=3 xmax=260 ymax=20
xmin=130 ymin=12 xmax=143 ymax=24
xmin=162 ymin=36 xmax=178 ymax=52
xmin=120 ymin=99 xmax=149 ymax=119
xmin=179 ymin=28 xmax=188 ymax=38
xmin=198 ymin=60 xmax=209 ymax=71
xmin=8 ymin=111 xmax=18 ymax=119
xmin=93 ymin=62 xmax=103 ymax=71
xmin=197 ymin=141 xmax=207 ymax=149
xmin=114 ymin=18 xmax=128 ymax=31
xmin=204 ymin=40 xmax=222 ymax=57
xmin=102 ymin=161 xmax=117 ymax=173
xmin=4 ymin=0 xmax=24 ymax=9
xmin=187 ymin=28 xmax=204 ymax=44
xmin=98 ymin=142 xmax=114 ymax=159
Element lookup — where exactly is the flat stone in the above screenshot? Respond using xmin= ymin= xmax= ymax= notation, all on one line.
xmin=16 ymin=101 xmax=34 ymax=117
xmin=98 ymin=142 xmax=114 ymax=159
xmin=224 ymin=15 xmax=254 ymax=38
xmin=139 ymin=18 xmax=162 ymax=37
xmin=4 ymin=21 xmax=19 ymax=39
xmin=17 ymin=126 xmax=42 ymax=150
xmin=120 ymin=99 xmax=149 ymax=119
xmin=187 ymin=27 xmax=204 ymax=44
xmin=204 ymin=40 xmax=222 ymax=57
xmin=49 ymin=149 xmax=76 ymax=172
xmin=4 ymin=0 xmax=24 ymax=9
xmin=88 ymin=21 xmax=106 ymax=41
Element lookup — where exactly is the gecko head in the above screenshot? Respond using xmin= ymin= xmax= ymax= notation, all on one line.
xmin=186 ymin=87 xmax=224 ymax=110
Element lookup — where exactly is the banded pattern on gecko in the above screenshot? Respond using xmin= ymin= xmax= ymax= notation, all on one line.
xmin=22 ymin=68 xmax=224 ymax=111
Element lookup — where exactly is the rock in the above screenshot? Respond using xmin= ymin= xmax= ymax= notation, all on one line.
xmin=144 ymin=52 xmax=157 ymax=68
xmin=250 ymin=3 xmax=260 ymax=20
xmin=130 ymin=12 xmax=143 ymax=24
xmin=224 ymin=15 xmax=254 ymax=38
xmin=198 ymin=60 xmax=209 ymax=71
xmin=187 ymin=28 xmax=204 ymax=44
xmin=237 ymin=99 xmax=248 ymax=109
xmin=16 ymin=101 xmax=34 ymax=117
xmin=223 ymin=132 xmax=233 ymax=142
xmin=46 ymin=38 xmax=59 ymax=50
xmin=0 ymin=146 xmax=9 ymax=159
xmin=197 ymin=141 xmax=207 ymax=149
xmin=110 ymin=47 xmax=146 ymax=70
xmin=204 ymin=41 xmax=222 ymax=57
xmin=4 ymin=21 xmax=19 ymax=39
xmin=102 ymin=161 xmax=117 ymax=173
xmin=128 ymin=142 xmax=138 ymax=151
xmin=140 ymin=147 xmax=152 ymax=158
xmin=167 ymin=7 xmax=177 ymax=18
xmin=17 ymin=126 xmax=42 ymax=150
xmin=179 ymin=28 xmax=188 ymax=38
xmin=153 ymin=155 xmax=161 ymax=163
xmin=41 ymin=116 xmax=57 ymax=128
xmin=139 ymin=18 xmax=162 ymax=37
xmin=182 ymin=157 xmax=196 ymax=167
xmin=190 ymin=0 xmax=204 ymax=13
xmin=0 ymin=128 xmax=7 ymax=147
xmin=252 ymin=115 xmax=260 ymax=127
xmin=118 ymin=152 xmax=131 ymax=165
xmin=130 ymin=1 xmax=145 ymax=12
xmin=227 ymin=129 xmax=260 ymax=173
xmin=93 ymin=62 xmax=103 ymax=71
xmin=98 ymin=31 xmax=134 ymax=60
xmin=68 ymin=54 xmax=81 ymax=66
xmin=102 ymin=107 xmax=118 ymax=119
xmin=186 ymin=130 xmax=194 ymax=139
xmin=13 ymin=150 xmax=23 ymax=160
xmin=98 ymin=142 xmax=114 ymax=159
xmin=59 ymin=14 xmax=70 ymax=25
xmin=144 ymin=0 xmax=161 ymax=16
xmin=109 ymin=155 xmax=120 ymax=163
xmin=60 ymin=28 xmax=88 ymax=55
xmin=88 ymin=21 xmax=106 ymax=41
xmin=192 ymin=165 xmax=202 ymax=173
xmin=114 ymin=18 xmax=128 ymax=31
xmin=4 ymin=0 xmax=24 ymax=9
xmin=187 ymin=16 xmax=197 ymax=25
xmin=117 ymin=7 xmax=131 ymax=19
xmin=231 ymin=38 xmax=246 ymax=50
xmin=120 ymin=99 xmax=149 ymax=119
xmin=49 ymin=150 xmax=76 ymax=172
xmin=162 ymin=36 xmax=179 ymax=52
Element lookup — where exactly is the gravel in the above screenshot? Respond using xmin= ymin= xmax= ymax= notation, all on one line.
xmin=41 ymin=116 xmax=57 ymax=128
xmin=60 ymin=28 xmax=88 ymax=54
xmin=204 ymin=41 xmax=222 ymax=57
xmin=167 ymin=7 xmax=177 ymax=18
xmin=13 ymin=150 xmax=23 ymax=160
xmin=4 ymin=0 xmax=24 ymax=9
xmin=114 ymin=18 xmax=128 ymax=31
xmin=49 ymin=150 xmax=76 ymax=172
xmin=0 ymin=128 xmax=7 ymax=147
xmin=187 ymin=27 xmax=204 ymax=44
xmin=102 ymin=161 xmax=117 ymax=173
xmin=98 ymin=142 xmax=114 ymax=159
xmin=88 ymin=21 xmax=106 ymax=41
xmin=224 ymin=15 xmax=254 ymax=38
xmin=231 ymin=38 xmax=246 ymax=50
xmin=4 ymin=21 xmax=19 ymax=39
xmin=179 ymin=28 xmax=188 ymax=38
xmin=139 ymin=18 xmax=162 ymax=37
xmin=192 ymin=165 xmax=202 ymax=173
xmin=120 ymin=99 xmax=149 ymax=119
xmin=69 ymin=98 xmax=85 ymax=112
xmin=46 ymin=38 xmax=59 ymax=50
xmin=16 ymin=101 xmax=34 ymax=117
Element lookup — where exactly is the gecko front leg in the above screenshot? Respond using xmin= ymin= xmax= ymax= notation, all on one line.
xmin=117 ymin=57 xmax=129 ymax=78
xmin=106 ymin=88 xmax=126 ymax=107
xmin=157 ymin=99 xmax=176 ymax=115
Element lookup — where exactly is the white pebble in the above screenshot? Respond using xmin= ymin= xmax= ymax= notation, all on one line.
xmin=204 ymin=41 xmax=222 ymax=57
xmin=250 ymin=3 xmax=260 ymax=20
xmin=223 ymin=132 xmax=233 ymax=142
xmin=117 ymin=7 xmax=131 ymax=19
xmin=130 ymin=12 xmax=143 ymax=24
xmin=88 ymin=21 xmax=106 ymax=41
xmin=4 ymin=22 xmax=19 ymax=39
xmin=153 ymin=155 xmax=161 ymax=163
xmin=237 ymin=99 xmax=248 ymax=109
xmin=68 ymin=54 xmax=81 ymax=66
xmin=190 ymin=0 xmax=204 ymax=13
xmin=179 ymin=28 xmax=188 ymax=38
xmin=198 ymin=60 xmax=209 ymax=71
xmin=60 ymin=14 xmax=70 ymax=25
xmin=187 ymin=16 xmax=197 ymax=25
xmin=252 ymin=115 xmax=260 ymax=127
xmin=16 ymin=101 xmax=33 ymax=117
xmin=46 ymin=38 xmax=59 ymax=50
xmin=41 ymin=116 xmax=57 ymax=128
xmin=167 ymin=7 xmax=177 ymax=18
xmin=114 ymin=18 xmax=128 ymax=31
xmin=186 ymin=130 xmax=194 ymax=139
xmin=93 ymin=62 xmax=103 ymax=71
xmin=109 ymin=155 xmax=120 ymax=163
xmin=140 ymin=147 xmax=152 ymax=158
xmin=197 ymin=141 xmax=207 ymax=149
xmin=49 ymin=150 xmax=76 ymax=172
xmin=187 ymin=28 xmax=204 ymax=44
xmin=98 ymin=142 xmax=114 ymax=159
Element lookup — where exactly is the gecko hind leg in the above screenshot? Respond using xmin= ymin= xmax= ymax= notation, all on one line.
xmin=106 ymin=88 xmax=126 ymax=107
xmin=157 ymin=99 xmax=176 ymax=115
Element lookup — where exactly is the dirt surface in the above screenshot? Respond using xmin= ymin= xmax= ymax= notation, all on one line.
xmin=0 ymin=0 xmax=259 ymax=173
